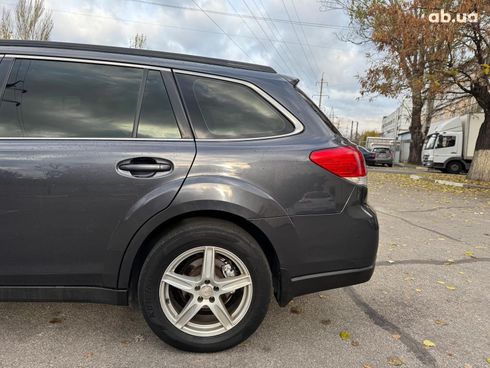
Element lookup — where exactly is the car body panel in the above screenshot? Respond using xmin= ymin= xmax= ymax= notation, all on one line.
xmin=0 ymin=140 xmax=195 ymax=286
xmin=0 ymin=42 xmax=379 ymax=307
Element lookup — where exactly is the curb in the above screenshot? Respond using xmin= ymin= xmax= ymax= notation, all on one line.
xmin=409 ymin=175 xmax=490 ymax=190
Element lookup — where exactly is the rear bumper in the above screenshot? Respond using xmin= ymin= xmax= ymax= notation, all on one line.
xmin=277 ymin=264 xmax=375 ymax=306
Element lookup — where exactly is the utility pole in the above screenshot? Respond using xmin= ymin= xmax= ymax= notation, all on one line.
xmin=315 ymin=72 xmax=328 ymax=109
xmin=350 ymin=121 xmax=354 ymax=140
xmin=355 ymin=121 xmax=359 ymax=142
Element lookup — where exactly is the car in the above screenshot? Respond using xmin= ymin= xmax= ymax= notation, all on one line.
xmin=371 ymin=146 xmax=394 ymax=167
xmin=357 ymin=145 xmax=376 ymax=165
xmin=0 ymin=40 xmax=379 ymax=352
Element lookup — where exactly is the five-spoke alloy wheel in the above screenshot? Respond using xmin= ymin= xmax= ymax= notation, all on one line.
xmin=159 ymin=246 xmax=253 ymax=336
xmin=138 ymin=218 xmax=271 ymax=352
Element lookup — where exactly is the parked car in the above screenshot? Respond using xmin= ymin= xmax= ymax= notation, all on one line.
xmin=371 ymin=147 xmax=394 ymax=167
xmin=357 ymin=145 xmax=376 ymax=165
xmin=0 ymin=40 xmax=379 ymax=352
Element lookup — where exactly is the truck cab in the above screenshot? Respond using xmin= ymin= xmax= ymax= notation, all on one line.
xmin=422 ymin=114 xmax=484 ymax=174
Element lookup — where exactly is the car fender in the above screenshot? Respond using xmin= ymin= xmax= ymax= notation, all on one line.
xmin=115 ymin=176 xmax=298 ymax=289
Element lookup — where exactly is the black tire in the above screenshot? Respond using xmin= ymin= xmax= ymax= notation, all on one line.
xmin=138 ymin=217 xmax=272 ymax=352
xmin=445 ymin=160 xmax=463 ymax=174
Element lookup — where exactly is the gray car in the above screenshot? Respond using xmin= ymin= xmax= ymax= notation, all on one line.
xmin=0 ymin=41 xmax=378 ymax=352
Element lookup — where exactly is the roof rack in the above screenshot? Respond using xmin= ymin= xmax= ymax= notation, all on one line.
xmin=0 ymin=40 xmax=276 ymax=73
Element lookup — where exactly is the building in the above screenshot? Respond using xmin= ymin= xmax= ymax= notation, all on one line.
xmin=381 ymin=97 xmax=411 ymax=138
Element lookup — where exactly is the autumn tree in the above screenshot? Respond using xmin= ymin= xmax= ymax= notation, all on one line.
xmin=130 ymin=33 xmax=147 ymax=49
xmin=0 ymin=0 xmax=53 ymax=40
xmin=337 ymin=0 xmax=452 ymax=163
xmin=435 ymin=1 xmax=490 ymax=181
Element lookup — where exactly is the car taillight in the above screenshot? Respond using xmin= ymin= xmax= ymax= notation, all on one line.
xmin=310 ymin=146 xmax=367 ymax=185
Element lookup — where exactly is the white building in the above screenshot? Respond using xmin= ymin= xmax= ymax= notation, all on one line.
xmin=381 ymin=97 xmax=411 ymax=138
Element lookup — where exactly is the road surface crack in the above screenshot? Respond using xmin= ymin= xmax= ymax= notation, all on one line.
xmin=345 ymin=287 xmax=438 ymax=367
xmin=377 ymin=209 xmax=462 ymax=243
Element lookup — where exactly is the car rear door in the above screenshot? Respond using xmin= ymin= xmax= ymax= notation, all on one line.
xmin=0 ymin=56 xmax=195 ymax=287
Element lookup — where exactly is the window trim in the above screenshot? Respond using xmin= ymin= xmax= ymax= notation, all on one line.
xmin=0 ymin=54 xmax=191 ymax=141
xmin=174 ymin=69 xmax=304 ymax=141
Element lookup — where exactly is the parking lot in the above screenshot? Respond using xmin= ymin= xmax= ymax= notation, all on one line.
xmin=0 ymin=168 xmax=488 ymax=368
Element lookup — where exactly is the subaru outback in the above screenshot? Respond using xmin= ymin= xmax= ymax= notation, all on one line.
xmin=0 ymin=40 xmax=378 ymax=352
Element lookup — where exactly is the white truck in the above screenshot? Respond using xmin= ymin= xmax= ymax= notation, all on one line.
xmin=422 ymin=113 xmax=484 ymax=174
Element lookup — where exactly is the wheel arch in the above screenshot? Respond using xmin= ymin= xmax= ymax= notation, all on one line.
xmin=123 ymin=210 xmax=282 ymax=306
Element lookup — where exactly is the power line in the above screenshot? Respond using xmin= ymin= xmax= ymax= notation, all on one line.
xmin=190 ymin=0 xmax=251 ymax=60
xmin=290 ymin=0 xmax=322 ymax=75
xmin=124 ymin=0 xmax=350 ymax=30
xmin=255 ymin=0 xmax=302 ymax=77
xmin=280 ymin=0 xmax=317 ymax=83
xmin=241 ymin=0 xmax=294 ymax=75
xmin=225 ymin=0 xmax=272 ymax=62
xmin=0 ymin=1 xmax=340 ymax=50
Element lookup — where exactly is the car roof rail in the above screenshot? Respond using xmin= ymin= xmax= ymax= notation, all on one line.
xmin=0 ymin=40 xmax=277 ymax=74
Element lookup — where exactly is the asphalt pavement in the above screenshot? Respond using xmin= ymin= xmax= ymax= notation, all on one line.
xmin=0 ymin=169 xmax=489 ymax=368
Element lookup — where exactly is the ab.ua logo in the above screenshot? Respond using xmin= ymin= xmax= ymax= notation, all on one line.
xmin=423 ymin=9 xmax=479 ymax=23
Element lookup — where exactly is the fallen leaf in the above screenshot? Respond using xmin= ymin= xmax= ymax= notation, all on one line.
xmin=120 ymin=340 xmax=129 ymax=345
xmin=134 ymin=335 xmax=145 ymax=342
xmin=438 ymin=237 xmax=445 ymax=240
xmin=320 ymin=319 xmax=331 ymax=326
xmin=392 ymin=334 xmax=401 ymax=340
xmin=83 ymin=352 xmax=93 ymax=359
xmin=290 ymin=306 xmax=302 ymax=314
xmin=434 ymin=319 xmax=448 ymax=326
xmin=437 ymin=280 xmax=446 ymax=285
xmin=458 ymin=271 xmax=465 ymax=275
xmin=339 ymin=330 xmax=351 ymax=341
xmin=319 ymin=294 xmax=327 ymax=299
xmin=387 ymin=356 xmax=404 ymax=366
xmin=388 ymin=260 xmax=395 ymax=264
xmin=415 ymin=288 xmax=422 ymax=292
xmin=351 ymin=340 xmax=360 ymax=346
xmin=363 ymin=365 xmax=373 ymax=368
xmin=423 ymin=339 xmax=436 ymax=348
xmin=464 ymin=251 xmax=476 ymax=258
xmin=486 ymin=357 xmax=490 ymax=364
xmin=446 ymin=285 xmax=456 ymax=291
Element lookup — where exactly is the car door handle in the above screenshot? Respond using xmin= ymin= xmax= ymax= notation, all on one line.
xmin=118 ymin=163 xmax=171 ymax=172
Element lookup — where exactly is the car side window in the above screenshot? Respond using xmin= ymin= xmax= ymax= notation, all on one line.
xmin=436 ymin=135 xmax=456 ymax=148
xmin=137 ymin=71 xmax=181 ymax=139
xmin=177 ymin=74 xmax=294 ymax=139
xmin=0 ymin=59 xmax=142 ymax=138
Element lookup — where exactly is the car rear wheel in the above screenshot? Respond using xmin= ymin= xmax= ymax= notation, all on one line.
xmin=138 ymin=217 xmax=271 ymax=352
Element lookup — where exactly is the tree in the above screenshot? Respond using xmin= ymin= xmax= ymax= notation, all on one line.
xmin=0 ymin=0 xmax=53 ymax=40
xmin=130 ymin=33 xmax=147 ymax=49
xmin=436 ymin=1 xmax=490 ymax=181
xmin=337 ymin=0 xmax=451 ymax=164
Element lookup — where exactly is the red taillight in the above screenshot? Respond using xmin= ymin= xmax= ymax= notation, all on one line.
xmin=310 ymin=146 xmax=367 ymax=183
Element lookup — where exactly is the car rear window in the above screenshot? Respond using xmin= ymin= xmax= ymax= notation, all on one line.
xmin=176 ymin=74 xmax=294 ymax=139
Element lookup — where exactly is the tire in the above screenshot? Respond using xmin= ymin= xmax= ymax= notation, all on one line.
xmin=445 ymin=161 xmax=463 ymax=174
xmin=138 ymin=217 xmax=272 ymax=352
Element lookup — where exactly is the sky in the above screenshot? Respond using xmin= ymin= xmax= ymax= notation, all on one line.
xmin=1 ymin=0 xmax=402 ymax=134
